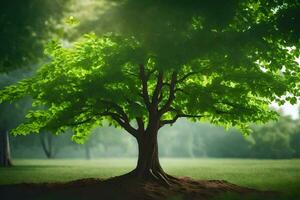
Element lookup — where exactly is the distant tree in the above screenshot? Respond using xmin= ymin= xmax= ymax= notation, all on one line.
xmin=1 ymin=0 xmax=299 ymax=185
xmin=195 ymin=125 xmax=254 ymax=158
xmin=89 ymin=127 xmax=133 ymax=158
xmin=10 ymin=130 xmax=76 ymax=159
xmin=0 ymin=0 xmax=71 ymax=167
xmin=290 ymin=115 xmax=300 ymax=157
xmin=159 ymin=120 xmax=197 ymax=157
xmin=39 ymin=131 xmax=57 ymax=159
xmin=0 ymin=98 xmax=31 ymax=166
xmin=251 ymin=115 xmax=296 ymax=158
xmin=290 ymin=131 xmax=300 ymax=157
xmin=0 ymin=72 xmax=32 ymax=166
xmin=39 ymin=130 xmax=77 ymax=159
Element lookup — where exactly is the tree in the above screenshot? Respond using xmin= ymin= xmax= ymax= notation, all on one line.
xmin=290 ymin=114 xmax=300 ymax=157
xmin=0 ymin=0 xmax=299 ymax=184
xmin=39 ymin=131 xmax=58 ymax=159
xmin=251 ymin=115 xmax=296 ymax=158
xmin=0 ymin=98 xmax=31 ymax=166
xmin=39 ymin=130 xmax=78 ymax=159
xmin=291 ymin=131 xmax=300 ymax=157
xmin=196 ymin=125 xmax=254 ymax=158
xmin=0 ymin=0 xmax=71 ymax=167
xmin=0 ymin=71 xmax=32 ymax=167
xmin=91 ymin=127 xmax=134 ymax=157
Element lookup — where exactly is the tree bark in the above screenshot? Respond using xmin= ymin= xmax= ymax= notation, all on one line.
xmin=0 ymin=130 xmax=12 ymax=167
xmin=132 ymin=128 xmax=172 ymax=185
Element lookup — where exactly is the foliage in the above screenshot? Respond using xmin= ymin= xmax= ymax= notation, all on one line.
xmin=0 ymin=0 xmax=71 ymax=72
xmin=0 ymin=71 xmax=32 ymax=131
xmin=0 ymin=0 xmax=299 ymax=142
xmin=250 ymin=116 xmax=296 ymax=158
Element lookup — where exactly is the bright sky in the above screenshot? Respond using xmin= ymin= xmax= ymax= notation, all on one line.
xmin=276 ymin=57 xmax=300 ymax=119
xmin=271 ymin=102 xmax=300 ymax=119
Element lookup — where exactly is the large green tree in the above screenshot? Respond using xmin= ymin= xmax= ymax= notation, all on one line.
xmin=0 ymin=0 xmax=299 ymax=184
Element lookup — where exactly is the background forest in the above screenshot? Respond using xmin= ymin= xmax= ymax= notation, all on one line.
xmin=7 ymin=111 xmax=300 ymax=159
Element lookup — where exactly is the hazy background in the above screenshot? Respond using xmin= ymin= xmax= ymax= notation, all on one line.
xmin=8 ymin=111 xmax=300 ymax=159
xmin=2 ymin=70 xmax=299 ymax=160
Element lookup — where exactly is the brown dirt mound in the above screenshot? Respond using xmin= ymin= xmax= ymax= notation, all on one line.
xmin=0 ymin=175 xmax=275 ymax=200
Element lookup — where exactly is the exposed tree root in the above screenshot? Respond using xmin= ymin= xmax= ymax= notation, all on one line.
xmin=125 ymin=168 xmax=172 ymax=187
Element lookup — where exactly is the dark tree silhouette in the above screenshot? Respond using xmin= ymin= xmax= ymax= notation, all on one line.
xmin=0 ymin=130 xmax=11 ymax=166
xmin=39 ymin=131 xmax=58 ymax=159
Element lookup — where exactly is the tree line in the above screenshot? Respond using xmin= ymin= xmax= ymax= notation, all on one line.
xmin=9 ymin=114 xmax=300 ymax=159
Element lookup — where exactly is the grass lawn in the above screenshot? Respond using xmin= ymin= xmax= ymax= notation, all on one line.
xmin=1 ymin=158 xmax=299 ymax=196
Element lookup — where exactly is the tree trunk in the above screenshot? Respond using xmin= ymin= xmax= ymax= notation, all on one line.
xmin=0 ymin=130 xmax=12 ymax=167
xmin=133 ymin=128 xmax=171 ymax=185
xmin=40 ymin=132 xmax=54 ymax=159
xmin=85 ymin=143 xmax=91 ymax=160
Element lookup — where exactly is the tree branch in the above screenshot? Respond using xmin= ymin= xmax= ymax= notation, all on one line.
xmin=160 ymin=113 xmax=204 ymax=127
xmin=100 ymin=100 xmax=129 ymax=122
xmin=123 ymin=70 xmax=138 ymax=78
xmin=151 ymin=71 xmax=163 ymax=106
xmin=177 ymin=71 xmax=200 ymax=83
xmin=174 ymin=88 xmax=189 ymax=95
xmin=139 ymin=64 xmax=151 ymax=110
xmin=67 ymin=116 xmax=96 ymax=126
xmin=109 ymin=112 xmax=138 ymax=137
xmin=157 ymin=92 xmax=163 ymax=103
xmin=136 ymin=117 xmax=144 ymax=132
xmin=123 ymin=97 xmax=145 ymax=134
xmin=68 ymin=109 xmax=138 ymax=138
xmin=159 ymin=71 xmax=177 ymax=115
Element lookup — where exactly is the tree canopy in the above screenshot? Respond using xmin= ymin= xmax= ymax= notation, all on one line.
xmin=0 ymin=0 xmax=299 ymax=142
xmin=0 ymin=0 xmax=71 ymax=72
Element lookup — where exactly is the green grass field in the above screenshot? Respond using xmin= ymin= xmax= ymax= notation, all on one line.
xmin=1 ymin=158 xmax=300 ymax=196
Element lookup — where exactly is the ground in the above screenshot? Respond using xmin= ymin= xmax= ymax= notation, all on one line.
xmin=0 ymin=159 xmax=299 ymax=199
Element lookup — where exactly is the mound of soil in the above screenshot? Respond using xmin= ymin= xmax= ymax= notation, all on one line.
xmin=0 ymin=175 xmax=274 ymax=200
